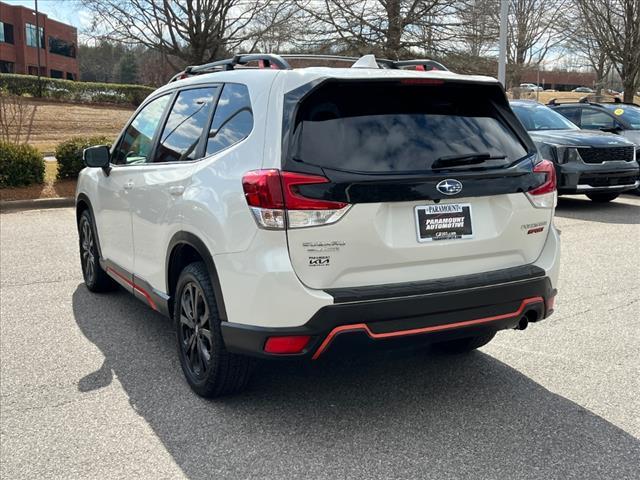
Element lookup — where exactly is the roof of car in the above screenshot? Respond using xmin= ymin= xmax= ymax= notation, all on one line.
xmin=154 ymin=53 xmax=500 ymax=97
xmin=510 ymin=100 xmax=544 ymax=106
xmin=547 ymin=95 xmax=639 ymax=108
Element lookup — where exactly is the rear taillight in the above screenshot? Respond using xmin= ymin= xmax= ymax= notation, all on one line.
xmin=242 ymin=169 xmax=351 ymax=229
xmin=526 ymin=159 xmax=557 ymax=208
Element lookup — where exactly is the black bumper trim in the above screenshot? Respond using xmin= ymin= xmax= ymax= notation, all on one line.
xmin=221 ymin=271 xmax=556 ymax=360
xmin=324 ymin=264 xmax=546 ymax=303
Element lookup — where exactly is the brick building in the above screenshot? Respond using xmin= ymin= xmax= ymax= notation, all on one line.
xmin=520 ymin=69 xmax=598 ymax=91
xmin=0 ymin=1 xmax=78 ymax=79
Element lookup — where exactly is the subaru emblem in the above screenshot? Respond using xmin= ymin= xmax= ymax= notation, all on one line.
xmin=436 ymin=179 xmax=463 ymax=195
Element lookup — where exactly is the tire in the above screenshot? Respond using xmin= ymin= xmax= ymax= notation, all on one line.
xmin=432 ymin=332 xmax=496 ymax=354
xmin=174 ymin=262 xmax=253 ymax=397
xmin=586 ymin=192 xmax=620 ymax=203
xmin=78 ymin=210 xmax=115 ymax=292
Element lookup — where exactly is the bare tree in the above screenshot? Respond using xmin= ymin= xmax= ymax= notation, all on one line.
xmin=575 ymin=0 xmax=640 ymax=103
xmin=566 ymin=21 xmax=611 ymax=95
xmin=248 ymin=2 xmax=304 ymax=53
xmin=0 ymin=95 xmax=37 ymax=145
xmin=501 ymin=0 xmax=569 ymax=92
xmin=457 ymin=0 xmax=499 ymax=57
xmin=81 ymin=0 xmax=293 ymax=68
xmin=297 ymin=0 xmax=459 ymax=59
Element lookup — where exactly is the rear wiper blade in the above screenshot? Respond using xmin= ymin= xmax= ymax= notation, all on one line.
xmin=433 ymin=152 xmax=507 ymax=169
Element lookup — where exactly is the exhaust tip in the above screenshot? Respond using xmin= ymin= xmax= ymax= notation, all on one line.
xmin=516 ymin=310 xmax=540 ymax=330
xmin=516 ymin=316 xmax=529 ymax=330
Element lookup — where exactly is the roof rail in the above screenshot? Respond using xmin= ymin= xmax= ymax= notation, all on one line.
xmin=547 ymin=97 xmax=584 ymax=106
xmin=385 ymin=59 xmax=448 ymax=71
xmin=579 ymin=94 xmax=622 ymax=104
xmin=169 ymin=54 xmax=291 ymax=82
xmin=280 ymin=54 xmax=448 ymax=71
xmin=168 ymin=53 xmax=449 ymax=83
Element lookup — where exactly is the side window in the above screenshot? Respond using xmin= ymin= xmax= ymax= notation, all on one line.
xmin=206 ymin=84 xmax=253 ymax=156
xmin=113 ymin=94 xmax=171 ymax=165
xmin=556 ymin=107 xmax=581 ymax=126
xmin=581 ymin=108 xmax=617 ymax=130
xmin=154 ymin=87 xmax=217 ymax=163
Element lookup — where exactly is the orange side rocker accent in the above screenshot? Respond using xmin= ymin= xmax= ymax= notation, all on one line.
xmin=106 ymin=267 xmax=158 ymax=311
xmin=311 ymin=296 xmax=544 ymax=360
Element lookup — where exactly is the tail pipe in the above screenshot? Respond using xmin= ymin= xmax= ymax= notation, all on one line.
xmin=516 ymin=309 xmax=541 ymax=330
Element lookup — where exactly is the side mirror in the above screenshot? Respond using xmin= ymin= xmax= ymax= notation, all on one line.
xmin=601 ymin=126 xmax=622 ymax=134
xmin=83 ymin=145 xmax=111 ymax=169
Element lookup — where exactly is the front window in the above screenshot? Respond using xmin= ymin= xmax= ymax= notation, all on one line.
xmin=290 ymin=81 xmax=528 ymax=174
xmin=25 ymin=23 xmax=44 ymax=48
xmin=512 ymin=103 xmax=579 ymax=131
xmin=112 ymin=95 xmax=171 ymax=165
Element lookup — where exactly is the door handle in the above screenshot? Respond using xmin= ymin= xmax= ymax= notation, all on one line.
xmin=168 ymin=185 xmax=185 ymax=196
xmin=123 ymin=181 xmax=134 ymax=190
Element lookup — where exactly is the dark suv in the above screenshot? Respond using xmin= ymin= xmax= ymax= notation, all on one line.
xmin=548 ymin=97 xmax=640 ymax=145
xmin=549 ymin=98 xmax=640 ymax=195
xmin=511 ymin=100 xmax=639 ymax=202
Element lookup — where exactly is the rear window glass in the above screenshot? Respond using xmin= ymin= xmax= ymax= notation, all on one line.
xmin=290 ymin=81 xmax=528 ymax=173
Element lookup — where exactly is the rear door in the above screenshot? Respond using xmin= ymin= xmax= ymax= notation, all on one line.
xmin=282 ymin=79 xmax=555 ymax=289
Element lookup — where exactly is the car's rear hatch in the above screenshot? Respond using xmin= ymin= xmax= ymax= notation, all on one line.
xmin=280 ymin=78 xmax=555 ymax=290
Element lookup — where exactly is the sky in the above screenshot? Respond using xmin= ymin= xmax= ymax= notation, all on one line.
xmin=3 ymin=0 xmax=90 ymax=29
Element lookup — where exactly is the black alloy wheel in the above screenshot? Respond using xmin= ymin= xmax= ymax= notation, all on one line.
xmin=174 ymin=262 xmax=253 ymax=397
xmin=78 ymin=210 xmax=114 ymax=292
xmin=178 ymin=281 xmax=213 ymax=380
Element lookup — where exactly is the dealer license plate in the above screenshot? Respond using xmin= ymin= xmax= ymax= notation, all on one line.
xmin=414 ymin=204 xmax=473 ymax=242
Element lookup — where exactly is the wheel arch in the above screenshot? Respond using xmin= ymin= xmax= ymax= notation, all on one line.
xmin=166 ymin=232 xmax=228 ymax=322
xmin=76 ymin=193 xmax=104 ymax=259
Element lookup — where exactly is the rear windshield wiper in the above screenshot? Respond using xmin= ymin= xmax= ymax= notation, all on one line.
xmin=433 ymin=152 xmax=507 ymax=170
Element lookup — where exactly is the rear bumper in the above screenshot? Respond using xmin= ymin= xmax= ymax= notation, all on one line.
xmin=221 ymin=266 xmax=556 ymax=360
xmin=557 ymin=162 xmax=639 ymax=194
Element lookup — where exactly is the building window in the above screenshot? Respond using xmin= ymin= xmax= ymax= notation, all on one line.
xmin=1 ymin=21 xmax=15 ymax=44
xmin=0 ymin=61 xmax=15 ymax=73
xmin=25 ymin=23 xmax=44 ymax=48
xmin=48 ymin=37 xmax=76 ymax=58
xmin=66 ymin=72 xmax=75 ymax=81
xmin=27 ymin=66 xmax=44 ymax=76
xmin=50 ymin=69 xmax=64 ymax=79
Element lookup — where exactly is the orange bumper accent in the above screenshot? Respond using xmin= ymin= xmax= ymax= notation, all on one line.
xmin=311 ymin=296 xmax=544 ymax=360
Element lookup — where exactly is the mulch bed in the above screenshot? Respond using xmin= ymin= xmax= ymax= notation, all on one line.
xmin=0 ymin=179 xmax=76 ymax=202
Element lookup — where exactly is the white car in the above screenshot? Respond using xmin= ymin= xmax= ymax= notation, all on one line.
xmin=520 ymin=83 xmax=543 ymax=92
xmin=77 ymin=54 xmax=560 ymax=397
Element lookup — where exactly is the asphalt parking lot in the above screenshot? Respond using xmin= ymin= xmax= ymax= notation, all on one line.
xmin=1 ymin=195 xmax=639 ymax=479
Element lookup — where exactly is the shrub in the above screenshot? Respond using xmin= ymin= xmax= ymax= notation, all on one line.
xmin=0 ymin=142 xmax=45 ymax=187
xmin=0 ymin=74 xmax=154 ymax=107
xmin=56 ymin=136 xmax=112 ymax=180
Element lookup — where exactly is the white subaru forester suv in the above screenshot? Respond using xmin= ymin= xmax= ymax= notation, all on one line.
xmin=77 ymin=54 xmax=560 ymax=397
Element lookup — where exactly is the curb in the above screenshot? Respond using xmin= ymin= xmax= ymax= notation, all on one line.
xmin=0 ymin=197 xmax=75 ymax=213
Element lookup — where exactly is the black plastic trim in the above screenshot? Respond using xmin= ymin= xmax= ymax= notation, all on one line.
xmin=166 ymin=232 xmax=228 ymax=322
xmin=325 ymin=264 xmax=546 ymax=303
xmin=221 ymin=275 xmax=555 ymax=359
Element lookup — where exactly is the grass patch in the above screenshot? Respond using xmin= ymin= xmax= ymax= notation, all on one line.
xmin=45 ymin=161 xmax=58 ymax=183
